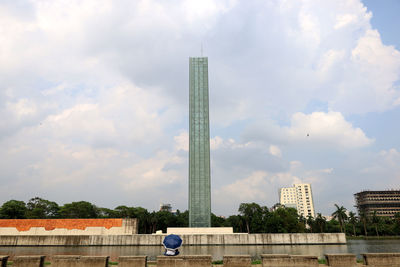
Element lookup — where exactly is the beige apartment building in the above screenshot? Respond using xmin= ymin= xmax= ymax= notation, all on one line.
xmin=279 ymin=183 xmax=315 ymax=218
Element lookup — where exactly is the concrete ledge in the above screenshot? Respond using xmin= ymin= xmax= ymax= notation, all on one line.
xmin=0 ymin=255 xmax=9 ymax=267
xmin=181 ymin=255 xmax=211 ymax=267
xmin=362 ymin=253 xmax=400 ymax=267
xmin=0 ymin=233 xmax=346 ymax=246
xmin=156 ymin=256 xmax=184 ymax=267
xmin=118 ymin=255 xmax=147 ymax=267
xmin=156 ymin=255 xmax=211 ymax=267
xmin=261 ymin=254 xmax=318 ymax=267
xmin=79 ymin=256 xmax=109 ymax=266
xmin=261 ymin=254 xmax=291 ymax=266
xmin=13 ymin=255 xmax=45 ymax=267
xmin=223 ymin=255 xmax=251 ymax=267
xmin=325 ymin=253 xmax=357 ymax=267
xmin=52 ymin=255 xmax=81 ymax=267
xmin=291 ymin=255 xmax=318 ymax=267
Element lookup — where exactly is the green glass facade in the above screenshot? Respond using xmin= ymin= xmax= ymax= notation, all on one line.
xmin=189 ymin=57 xmax=211 ymax=227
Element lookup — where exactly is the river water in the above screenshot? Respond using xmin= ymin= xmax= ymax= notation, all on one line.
xmin=0 ymin=239 xmax=399 ymax=261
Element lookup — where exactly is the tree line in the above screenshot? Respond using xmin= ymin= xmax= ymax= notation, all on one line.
xmin=1 ymin=198 xmax=400 ymax=236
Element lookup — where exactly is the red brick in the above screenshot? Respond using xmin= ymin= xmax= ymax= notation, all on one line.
xmin=0 ymin=219 xmax=123 ymax=232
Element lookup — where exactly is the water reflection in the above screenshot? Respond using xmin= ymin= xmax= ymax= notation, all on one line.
xmin=0 ymin=240 xmax=399 ymax=261
xmin=347 ymin=239 xmax=400 ymax=258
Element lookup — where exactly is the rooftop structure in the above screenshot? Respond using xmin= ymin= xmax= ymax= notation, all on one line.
xmin=159 ymin=203 xmax=172 ymax=212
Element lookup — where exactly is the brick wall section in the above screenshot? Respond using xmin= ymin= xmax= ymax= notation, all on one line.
xmin=0 ymin=219 xmax=122 ymax=231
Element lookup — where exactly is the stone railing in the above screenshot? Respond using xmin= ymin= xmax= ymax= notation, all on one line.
xmin=1 ymin=253 xmax=400 ymax=266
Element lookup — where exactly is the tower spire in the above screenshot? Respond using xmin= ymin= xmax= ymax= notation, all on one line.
xmin=189 ymin=57 xmax=211 ymax=227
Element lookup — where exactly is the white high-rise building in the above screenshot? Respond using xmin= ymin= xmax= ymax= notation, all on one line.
xmin=279 ymin=183 xmax=315 ymax=218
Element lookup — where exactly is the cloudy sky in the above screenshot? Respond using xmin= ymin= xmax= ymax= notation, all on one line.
xmin=1 ymin=0 xmax=400 ymax=217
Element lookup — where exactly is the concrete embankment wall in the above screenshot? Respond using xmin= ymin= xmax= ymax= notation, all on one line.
xmin=0 ymin=233 xmax=345 ymax=246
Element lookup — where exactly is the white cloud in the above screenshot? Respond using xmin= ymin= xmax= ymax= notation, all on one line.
xmin=6 ymin=99 xmax=37 ymax=118
xmin=330 ymin=29 xmax=400 ymax=113
xmin=121 ymin=150 xmax=185 ymax=190
xmin=244 ymin=111 xmax=373 ymax=149
xmin=210 ymin=136 xmax=224 ymax=150
xmin=269 ymin=145 xmax=282 ymax=158
xmin=287 ymin=111 xmax=373 ymax=148
xmin=334 ymin=14 xmax=358 ymax=29
xmin=361 ymin=148 xmax=400 ymax=180
xmin=174 ymin=131 xmax=189 ymax=151
xmin=216 ymin=171 xmax=270 ymax=202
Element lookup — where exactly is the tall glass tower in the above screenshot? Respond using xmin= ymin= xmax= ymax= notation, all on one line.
xmin=189 ymin=57 xmax=211 ymax=227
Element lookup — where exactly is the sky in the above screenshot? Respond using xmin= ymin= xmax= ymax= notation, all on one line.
xmin=1 ymin=0 xmax=400 ymax=217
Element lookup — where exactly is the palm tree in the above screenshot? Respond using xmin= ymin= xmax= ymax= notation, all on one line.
xmin=315 ymin=213 xmax=327 ymax=233
xmin=371 ymin=211 xmax=381 ymax=237
xmin=359 ymin=211 xmax=368 ymax=236
xmin=331 ymin=204 xmax=348 ymax=233
xmin=348 ymin=211 xmax=357 ymax=236
xmin=306 ymin=215 xmax=314 ymax=233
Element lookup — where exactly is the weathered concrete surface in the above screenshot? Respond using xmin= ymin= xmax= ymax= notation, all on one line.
xmin=52 ymin=255 xmax=81 ymax=267
xmin=0 ymin=255 xmax=9 ymax=267
xmin=157 ymin=255 xmax=211 ymax=267
xmin=0 ymin=233 xmax=346 ymax=246
xmin=79 ymin=256 xmax=109 ymax=267
xmin=0 ymin=219 xmax=137 ymax=235
xmin=223 ymin=255 xmax=251 ymax=267
xmin=362 ymin=253 xmax=400 ymax=267
xmin=261 ymin=254 xmax=318 ymax=267
xmin=325 ymin=253 xmax=357 ymax=267
xmin=51 ymin=255 xmax=109 ymax=267
xmin=157 ymin=256 xmax=184 ymax=267
xmin=262 ymin=254 xmax=291 ymax=266
xmin=291 ymin=255 xmax=319 ymax=267
xmin=182 ymin=255 xmax=211 ymax=267
xmin=13 ymin=255 xmax=45 ymax=267
xmin=118 ymin=255 xmax=147 ymax=267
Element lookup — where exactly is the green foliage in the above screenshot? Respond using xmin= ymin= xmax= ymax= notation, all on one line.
xmin=211 ymin=213 xmax=227 ymax=227
xmin=0 ymin=200 xmax=27 ymax=219
xmin=98 ymin=207 xmax=118 ymax=218
xmin=314 ymin=213 xmax=327 ymax=233
xmin=26 ymin=197 xmax=59 ymax=219
xmin=175 ymin=210 xmax=189 ymax=227
xmin=238 ymin=203 xmax=265 ymax=233
xmin=331 ymin=204 xmax=348 ymax=233
xmin=236 ymin=203 xmax=305 ymax=233
xmin=59 ymin=201 xmax=99 ymax=218
xmin=226 ymin=215 xmax=245 ymax=233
